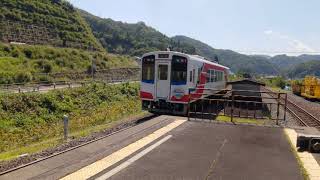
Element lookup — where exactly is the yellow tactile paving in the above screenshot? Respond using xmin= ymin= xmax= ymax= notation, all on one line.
xmin=60 ymin=119 xmax=186 ymax=180
xmin=285 ymin=128 xmax=320 ymax=180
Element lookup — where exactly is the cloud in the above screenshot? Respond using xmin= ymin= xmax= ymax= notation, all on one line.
xmin=264 ymin=30 xmax=273 ymax=35
xmin=264 ymin=30 xmax=316 ymax=53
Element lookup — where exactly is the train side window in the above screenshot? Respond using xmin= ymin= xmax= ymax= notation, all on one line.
xmin=206 ymin=70 xmax=210 ymax=82
xmin=218 ymin=71 xmax=222 ymax=81
xmin=219 ymin=71 xmax=223 ymax=81
xmin=193 ymin=69 xmax=195 ymax=83
xmin=211 ymin=70 xmax=216 ymax=82
xmin=197 ymin=68 xmax=201 ymax=84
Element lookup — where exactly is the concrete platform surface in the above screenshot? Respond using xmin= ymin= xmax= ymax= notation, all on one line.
xmin=285 ymin=127 xmax=320 ymax=180
xmin=0 ymin=116 xmax=303 ymax=180
xmin=97 ymin=121 xmax=303 ymax=180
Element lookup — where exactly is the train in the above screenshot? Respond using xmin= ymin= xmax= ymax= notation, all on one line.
xmin=140 ymin=51 xmax=230 ymax=114
xmin=291 ymin=76 xmax=320 ymax=100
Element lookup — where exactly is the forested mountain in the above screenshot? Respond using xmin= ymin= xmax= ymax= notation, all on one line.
xmin=81 ymin=11 xmax=279 ymax=75
xmin=0 ymin=0 xmax=102 ymax=50
xmin=267 ymin=54 xmax=320 ymax=70
xmin=0 ymin=0 xmax=136 ymax=84
xmin=286 ymin=60 xmax=320 ymax=78
xmin=0 ymin=1 xmax=318 ymax=78
xmin=171 ymin=36 xmax=279 ymax=75
xmin=80 ymin=10 xmax=195 ymax=56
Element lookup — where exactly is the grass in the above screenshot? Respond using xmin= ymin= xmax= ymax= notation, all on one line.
xmin=0 ymin=111 xmax=148 ymax=162
xmin=270 ymin=86 xmax=290 ymax=93
xmin=0 ymin=82 xmax=143 ymax=161
xmin=0 ymin=0 xmax=102 ymax=50
xmin=215 ymin=115 xmax=266 ymax=125
xmin=0 ymin=43 xmax=137 ymax=84
xmin=284 ymin=131 xmax=310 ymax=180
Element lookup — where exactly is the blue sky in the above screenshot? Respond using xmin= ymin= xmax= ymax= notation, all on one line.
xmin=69 ymin=0 xmax=320 ymax=56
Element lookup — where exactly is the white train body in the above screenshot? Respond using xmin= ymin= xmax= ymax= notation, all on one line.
xmin=140 ymin=51 xmax=229 ymax=114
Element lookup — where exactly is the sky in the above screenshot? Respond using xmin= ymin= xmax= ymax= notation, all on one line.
xmin=69 ymin=0 xmax=320 ymax=56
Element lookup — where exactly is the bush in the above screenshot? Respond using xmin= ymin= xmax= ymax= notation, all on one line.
xmin=0 ymin=43 xmax=137 ymax=85
xmin=272 ymin=77 xmax=286 ymax=89
xmin=14 ymin=72 xmax=32 ymax=83
xmin=0 ymin=83 xmax=141 ymax=152
xmin=23 ymin=49 xmax=33 ymax=58
xmin=43 ymin=63 xmax=53 ymax=73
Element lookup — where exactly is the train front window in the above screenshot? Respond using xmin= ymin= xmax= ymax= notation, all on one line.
xmin=158 ymin=64 xmax=168 ymax=80
xmin=171 ymin=55 xmax=187 ymax=85
xmin=142 ymin=55 xmax=155 ymax=83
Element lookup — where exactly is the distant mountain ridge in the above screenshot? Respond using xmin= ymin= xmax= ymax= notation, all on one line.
xmin=80 ymin=11 xmax=280 ymax=75
xmin=171 ymin=36 xmax=280 ymax=75
xmin=0 ymin=0 xmax=318 ymax=78
xmin=80 ymin=9 xmax=320 ymax=77
xmin=286 ymin=60 xmax=320 ymax=78
xmin=267 ymin=54 xmax=320 ymax=70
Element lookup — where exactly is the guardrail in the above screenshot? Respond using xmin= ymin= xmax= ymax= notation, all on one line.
xmin=0 ymin=78 xmax=139 ymax=94
xmin=0 ymin=68 xmax=140 ymax=94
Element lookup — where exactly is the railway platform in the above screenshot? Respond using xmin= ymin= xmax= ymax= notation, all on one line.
xmin=0 ymin=116 xmax=306 ymax=180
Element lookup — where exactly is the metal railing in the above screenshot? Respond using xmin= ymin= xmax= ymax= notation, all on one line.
xmin=187 ymin=88 xmax=287 ymax=125
xmin=0 ymin=78 xmax=139 ymax=94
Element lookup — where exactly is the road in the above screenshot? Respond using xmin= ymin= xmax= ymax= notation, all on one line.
xmin=0 ymin=116 xmax=303 ymax=180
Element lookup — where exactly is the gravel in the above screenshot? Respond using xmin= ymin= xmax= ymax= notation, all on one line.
xmin=0 ymin=113 xmax=155 ymax=174
xmin=264 ymin=88 xmax=320 ymax=127
xmin=286 ymin=92 xmax=320 ymax=119
xmin=261 ymin=89 xmax=300 ymax=127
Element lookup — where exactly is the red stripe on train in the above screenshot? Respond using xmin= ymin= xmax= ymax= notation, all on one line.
xmin=140 ymin=91 xmax=153 ymax=99
xmin=171 ymin=95 xmax=189 ymax=102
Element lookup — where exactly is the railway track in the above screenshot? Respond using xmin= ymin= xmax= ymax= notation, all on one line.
xmin=285 ymin=99 xmax=320 ymax=127
xmin=0 ymin=114 xmax=159 ymax=175
xmin=264 ymin=87 xmax=320 ymax=128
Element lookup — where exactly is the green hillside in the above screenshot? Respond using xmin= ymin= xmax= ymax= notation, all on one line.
xmin=80 ymin=10 xmax=196 ymax=56
xmin=0 ymin=43 xmax=136 ymax=84
xmin=1 ymin=1 xmax=317 ymax=78
xmin=267 ymin=54 xmax=320 ymax=70
xmin=171 ymin=36 xmax=279 ymax=75
xmin=287 ymin=60 xmax=320 ymax=78
xmin=81 ymin=11 xmax=279 ymax=75
xmin=0 ymin=0 xmax=102 ymax=50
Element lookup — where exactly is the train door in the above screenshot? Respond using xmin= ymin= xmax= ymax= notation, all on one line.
xmin=156 ymin=62 xmax=171 ymax=99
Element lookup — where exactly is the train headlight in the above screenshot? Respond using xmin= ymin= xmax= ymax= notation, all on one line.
xmin=173 ymin=88 xmax=185 ymax=99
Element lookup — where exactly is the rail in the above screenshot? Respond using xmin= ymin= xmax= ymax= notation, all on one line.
xmin=187 ymin=88 xmax=287 ymax=125
xmin=263 ymin=87 xmax=320 ymax=128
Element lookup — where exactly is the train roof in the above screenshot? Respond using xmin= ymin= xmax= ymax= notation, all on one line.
xmin=142 ymin=51 xmax=230 ymax=70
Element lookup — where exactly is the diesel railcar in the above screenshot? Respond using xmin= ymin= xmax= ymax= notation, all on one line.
xmin=140 ymin=51 xmax=230 ymax=114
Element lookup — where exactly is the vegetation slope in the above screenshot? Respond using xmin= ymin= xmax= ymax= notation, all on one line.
xmin=0 ymin=82 xmax=141 ymax=160
xmin=80 ymin=10 xmax=196 ymax=56
xmin=0 ymin=43 xmax=136 ymax=84
xmin=81 ymin=10 xmax=279 ymax=75
xmin=286 ymin=60 xmax=320 ymax=78
xmin=0 ymin=0 xmax=102 ymax=50
xmin=81 ymin=10 xmax=320 ymax=77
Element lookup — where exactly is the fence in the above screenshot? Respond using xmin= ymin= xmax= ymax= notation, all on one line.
xmin=0 ymin=68 xmax=140 ymax=93
xmin=187 ymin=88 xmax=287 ymax=125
